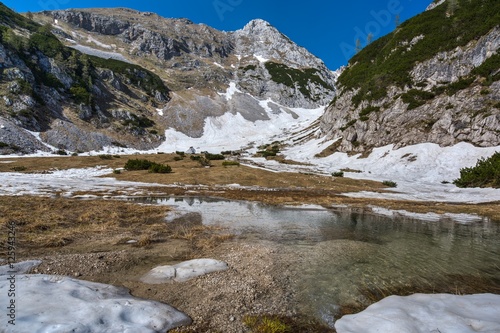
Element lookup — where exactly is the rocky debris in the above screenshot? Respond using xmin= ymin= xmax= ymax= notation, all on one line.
xmin=0 ymin=117 xmax=51 ymax=154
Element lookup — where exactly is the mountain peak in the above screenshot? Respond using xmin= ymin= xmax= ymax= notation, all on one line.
xmin=240 ymin=19 xmax=275 ymax=33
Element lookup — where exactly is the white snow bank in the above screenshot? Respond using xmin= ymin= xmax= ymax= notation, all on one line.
xmin=369 ymin=206 xmax=487 ymax=223
xmin=0 ymin=274 xmax=191 ymax=333
xmin=217 ymin=81 xmax=242 ymax=101
xmin=335 ymin=293 xmax=500 ymax=333
xmin=70 ymin=44 xmax=130 ymax=63
xmin=281 ymin=141 xmax=500 ymax=203
xmin=140 ymin=258 xmax=229 ymax=283
xmin=0 ymin=260 xmax=42 ymax=275
xmin=254 ymin=54 xmax=269 ymax=63
xmin=0 ymin=167 xmax=163 ymax=197
xmin=158 ymin=105 xmax=324 ymax=152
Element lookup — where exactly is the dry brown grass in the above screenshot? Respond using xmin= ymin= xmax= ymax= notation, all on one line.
xmin=0 ymin=195 xmax=235 ymax=259
xmin=0 ymin=196 xmax=170 ymax=253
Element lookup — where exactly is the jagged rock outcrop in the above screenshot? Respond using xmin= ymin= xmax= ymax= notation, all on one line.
xmin=0 ymin=4 xmax=337 ymax=153
xmin=38 ymin=9 xmax=336 ymax=137
xmin=319 ymin=0 xmax=499 ymax=153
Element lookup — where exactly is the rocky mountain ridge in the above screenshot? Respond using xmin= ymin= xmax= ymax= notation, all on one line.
xmin=319 ymin=0 xmax=499 ymax=154
xmin=0 ymin=4 xmax=336 ymax=154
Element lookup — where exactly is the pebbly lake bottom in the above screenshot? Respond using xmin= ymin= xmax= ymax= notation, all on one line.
xmin=128 ymin=196 xmax=500 ymax=327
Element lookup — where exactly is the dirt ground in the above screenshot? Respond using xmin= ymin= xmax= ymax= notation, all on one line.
xmin=1 ymin=154 xmax=499 ymax=332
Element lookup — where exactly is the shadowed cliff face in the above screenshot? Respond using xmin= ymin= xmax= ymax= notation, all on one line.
xmin=319 ymin=0 xmax=500 ymax=154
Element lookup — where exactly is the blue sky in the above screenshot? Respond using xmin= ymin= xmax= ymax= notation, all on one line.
xmin=2 ymin=0 xmax=430 ymax=70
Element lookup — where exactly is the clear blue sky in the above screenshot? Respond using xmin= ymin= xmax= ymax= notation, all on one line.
xmin=2 ymin=0 xmax=430 ymax=70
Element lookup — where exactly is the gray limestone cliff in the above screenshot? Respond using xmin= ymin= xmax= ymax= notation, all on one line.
xmin=319 ymin=0 xmax=499 ymax=153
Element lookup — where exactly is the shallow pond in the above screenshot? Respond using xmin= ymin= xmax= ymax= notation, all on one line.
xmin=132 ymin=196 xmax=500 ymax=326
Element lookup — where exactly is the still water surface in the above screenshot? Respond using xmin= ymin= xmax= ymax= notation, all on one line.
xmin=133 ymin=196 xmax=500 ymax=325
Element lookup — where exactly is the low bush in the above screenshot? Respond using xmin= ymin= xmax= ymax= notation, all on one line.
xmin=54 ymin=149 xmax=68 ymax=156
xmin=124 ymin=158 xmax=172 ymax=173
xmin=148 ymin=163 xmax=172 ymax=174
xmin=453 ymin=152 xmax=500 ymax=188
xmin=98 ymin=154 xmax=113 ymax=160
xmin=382 ymin=180 xmax=398 ymax=187
xmin=332 ymin=171 xmax=344 ymax=177
xmin=197 ymin=157 xmax=212 ymax=167
xmin=205 ymin=152 xmax=225 ymax=160
xmin=124 ymin=159 xmax=153 ymax=171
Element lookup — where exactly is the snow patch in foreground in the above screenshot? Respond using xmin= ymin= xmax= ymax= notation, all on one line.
xmin=140 ymin=259 xmax=229 ymax=284
xmin=0 ymin=274 xmax=191 ymax=333
xmin=335 ymin=293 xmax=500 ymax=333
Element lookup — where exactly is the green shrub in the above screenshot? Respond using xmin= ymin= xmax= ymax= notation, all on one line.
xmin=148 ymin=163 xmax=172 ymax=174
xmin=332 ymin=171 xmax=344 ymax=177
xmin=258 ymin=150 xmax=277 ymax=157
xmin=197 ymin=157 xmax=212 ymax=167
xmin=70 ymin=85 xmax=91 ymax=105
xmin=54 ymin=149 xmax=68 ymax=155
xmin=173 ymin=156 xmax=183 ymax=161
xmin=382 ymin=180 xmax=398 ymax=187
xmin=401 ymin=89 xmax=435 ymax=110
xmin=359 ymin=106 xmax=380 ymax=121
xmin=113 ymin=169 xmax=121 ymax=174
xmin=11 ymin=166 xmax=27 ymax=172
xmin=123 ymin=158 xmax=172 ymax=173
xmin=453 ymin=152 xmax=500 ymax=188
xmin=340 ymin=119 xmax=357 ymax=131
xmin=205 ymin=152 xmax=225 ymax=160
xmin=124 ymin=159 xmax=154 ymax=171
xmin=175 ymin=151 xmax=185 ymax=157
xmin=98 ymin=154 xmax=113 ymax=160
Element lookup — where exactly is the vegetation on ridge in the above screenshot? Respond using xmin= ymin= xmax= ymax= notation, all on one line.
xmin=0 ymin=2 xmax=169 ymax=116
xmin=337 ymin=0 xmax=500 ymax=104
xmin=265 ymin=62 xmax=333 ymax=100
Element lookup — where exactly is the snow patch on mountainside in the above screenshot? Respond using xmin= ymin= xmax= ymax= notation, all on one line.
xmin=158 ymin=105 xmax=324 ymax=152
